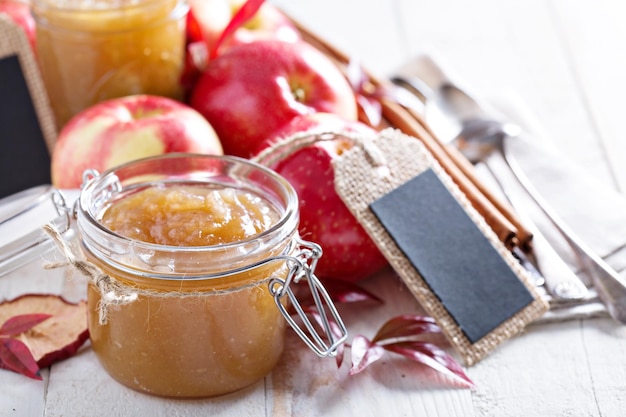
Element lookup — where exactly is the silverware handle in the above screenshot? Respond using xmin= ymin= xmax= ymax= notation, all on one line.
xmin=503 ymin=140 xmax=626 ymax=324
xmin=486 ymin=152 xmax=588 ymax=301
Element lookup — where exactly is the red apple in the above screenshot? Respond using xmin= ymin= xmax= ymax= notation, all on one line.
xmin=182 ymin=0 xmax=301 ymax=94
xmin=187 ymin=0 xmax=230 ymax=43
xmin=189 ymin=0 xmax=300 ymax=57
xmin=253 ymin=111 xmax=367 ymax=156
xmin=219 ymin=0 xmax=300 ymax=48
xmin=190 ymin=40 xmax=358 ymax=158
xmin=51 ymin=95 xmax=223 ymax=189
xmin=0 ymin=0 xmax=36 ymax=52
xmin=258 ymin=113 xmax=389 ymax=282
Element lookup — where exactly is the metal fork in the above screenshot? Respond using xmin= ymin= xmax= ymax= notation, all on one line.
xmin=404 ymin=71 xmax=626 ymax=322
xmin=392 ymin=75 xmax=591 ymax=300
xmin=453 ymin=119 xmax=589 ymax=301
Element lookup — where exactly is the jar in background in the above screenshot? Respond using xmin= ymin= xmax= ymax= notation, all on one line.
xmin=75 ymin=154 xmax=346 ymax=398
xmin=32 ymin=0 xmax=189 ymax=130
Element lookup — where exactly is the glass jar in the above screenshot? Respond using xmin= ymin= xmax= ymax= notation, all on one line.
xmin=74 ymin=154 xmax=346 ymax=398
xmin=32 ymin=0 xmax=189 ymax=129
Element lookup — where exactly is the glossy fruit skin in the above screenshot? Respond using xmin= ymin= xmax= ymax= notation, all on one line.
xmin=217 ymin=0 xmax=301 ymax=49
xmin=187 ymin=0 xmax=300 ymax=54
xmin=271 ymin=140 xmax=388 ymax=282
xmin=189 ymin=40 xmax=358 ymax=158
xmin=261 ymin=114 xmax=388 ymax=282
xmin=51 ymin=94 xmax=223 ymax=189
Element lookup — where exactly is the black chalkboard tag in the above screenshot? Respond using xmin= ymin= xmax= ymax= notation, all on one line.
xmin=330 ymin=128 xmax=549 ymax=365
xmin=370 ymin=168 xmax=535 ymax=343
xmin=0 ymin=16 xmax=57 ymax=199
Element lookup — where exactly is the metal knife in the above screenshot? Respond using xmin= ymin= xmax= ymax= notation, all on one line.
xmin=390 ymin=56 xmax=590 ymax=301
xmin=391 ymin=55 xmax=626 ymax=323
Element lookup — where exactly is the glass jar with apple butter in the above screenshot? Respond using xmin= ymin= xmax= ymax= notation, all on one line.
xmin=74 ymin=154 xmax=346 ymax=398
xmin=31 ymin=0 xmax=189 ymax=130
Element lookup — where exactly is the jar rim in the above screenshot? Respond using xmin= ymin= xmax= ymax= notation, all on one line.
xmin=32 ymin=0 xmax=176 ymax=12
xmin=77 ymin=153 xmax=300 ymax=279
xmin=31 ymin=0 xmax=189 ymax=34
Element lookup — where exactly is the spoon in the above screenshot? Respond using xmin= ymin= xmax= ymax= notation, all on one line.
xmin=440 ymin=85 xmax=626 ymax=324
xmin=392 ymin=74 xmax=590 ymax=302
xmin=453 ymin=117 xmax=589 ymax=301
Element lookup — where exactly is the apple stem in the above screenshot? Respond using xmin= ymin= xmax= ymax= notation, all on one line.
xmin=209 ymin=0 xmax=266 ymax=59
xmin=292 ymin=85 xmax=307 ymax=103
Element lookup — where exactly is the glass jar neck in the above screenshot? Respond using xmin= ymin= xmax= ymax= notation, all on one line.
xmin=76 ymin=154 xmax=300 ymax=282
xmin=32 ymin=0 xmax=188 ymax=34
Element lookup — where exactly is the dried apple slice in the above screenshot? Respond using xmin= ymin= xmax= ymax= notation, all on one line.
xmin=0 ymin=294 xmax=89 ymax=378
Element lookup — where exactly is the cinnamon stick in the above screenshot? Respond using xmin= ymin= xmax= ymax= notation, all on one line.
xmin=381 ymin=99 xmax=532 ymax=250
xmin=291 ymin=16 xmax=533 ymax=251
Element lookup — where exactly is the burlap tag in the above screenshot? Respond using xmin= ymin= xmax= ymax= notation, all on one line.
xmin=333 ymin=127 xmax=549 ymax=366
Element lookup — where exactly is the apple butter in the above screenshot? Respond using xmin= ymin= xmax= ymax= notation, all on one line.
xmin=76 ymin=155 xmax=301 ymax=398
xmin=32 ymin=0 xmax=188 ymax=129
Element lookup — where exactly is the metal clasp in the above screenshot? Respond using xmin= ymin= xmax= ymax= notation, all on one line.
xmin=269 ymin=237 xmax=348 ymax=357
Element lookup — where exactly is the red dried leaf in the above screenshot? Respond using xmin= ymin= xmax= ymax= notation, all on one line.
xmin=384 ymin=341 xmax=474 ymax=387
xmin=0 ymin=294 xmax=89 ymax=370
xmin=349 ymin=335 xmax=385 ymax=375
xmin=320 ymin=278 xmax=383 ymax=304
xmin=0 ymin=338 xmax=41 ymax=380
xmin=372 ymin=315 xmax=441 ymax=343
xmin=210 ymin=0 xmax=265 ymax=59
xmin=0 ymin=314 xmax=52 ymax=337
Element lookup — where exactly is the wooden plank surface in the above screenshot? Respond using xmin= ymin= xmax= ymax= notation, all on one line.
xmin=2 ymin=0 xmax=626 ymax=416
xmin=550 ymin=0 xmax=626 ymax=192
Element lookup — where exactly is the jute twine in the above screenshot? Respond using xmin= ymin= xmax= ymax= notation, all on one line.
xmin=252 ymin=128 xmax=386 ymax=169
xmin=41 ymin=224 xmax=276 ymax=325
xmin=42 ymin=224 xmax=137 ymax=325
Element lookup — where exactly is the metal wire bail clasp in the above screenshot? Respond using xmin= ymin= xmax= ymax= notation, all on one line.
xmin=70 ymin=169 xmax=122 ymax=218
xmin=269 ymin=237 xmax=348 ymax=357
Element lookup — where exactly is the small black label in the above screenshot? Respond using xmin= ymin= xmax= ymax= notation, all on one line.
xmin=370 ymin=168 xmax=534 ymax=343
xmin=0 ymin=54 xmax=51 ymax=198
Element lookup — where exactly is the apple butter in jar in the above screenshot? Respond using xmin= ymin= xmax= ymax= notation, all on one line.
xmin=75 ymin=154 xmax=346 ymax=398
xmin=31 ymin=0 xmax=188 ymax=129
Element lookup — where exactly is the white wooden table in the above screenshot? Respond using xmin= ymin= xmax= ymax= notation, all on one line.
xmin=3 ymin=0 xmax=626 ymax=415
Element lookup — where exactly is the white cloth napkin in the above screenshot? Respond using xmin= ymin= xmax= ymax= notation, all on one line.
xmin=475 ymin=96 xmax=626 ymax=322
xmin=488 ymin=95 xmax=626 ymax=277
xmin=393 ymin=53 xmax=626 ymax=322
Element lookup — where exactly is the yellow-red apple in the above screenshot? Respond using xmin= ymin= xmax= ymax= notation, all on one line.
xmin=51 ymin=95 xmax=223 ymax=189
